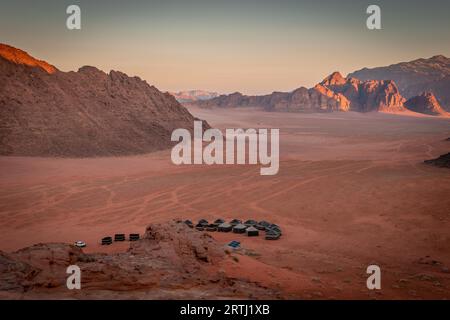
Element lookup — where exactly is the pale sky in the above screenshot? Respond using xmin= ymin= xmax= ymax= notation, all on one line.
xmin=1 ymin=0 xmax=450 ymax=94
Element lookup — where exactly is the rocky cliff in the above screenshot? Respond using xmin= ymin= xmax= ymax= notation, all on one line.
xmin=348 ymin=55 xmax=450 ymax=111
xmin=405 ymin=92 xmax=448 ymax=116
xmin=319 ymin=72 xmax=406 ymax=112
xmin=0 ymin=43 xmax=204 ymax=157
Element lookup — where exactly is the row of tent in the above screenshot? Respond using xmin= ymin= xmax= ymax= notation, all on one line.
xmin=101 ymin=233 xmax=140 ymax=245
xmin=184 ymin=219 xmax=282 ymax=240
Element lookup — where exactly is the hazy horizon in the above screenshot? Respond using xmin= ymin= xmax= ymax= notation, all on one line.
xmin=1 ymin=0 xmax=450 ymax=95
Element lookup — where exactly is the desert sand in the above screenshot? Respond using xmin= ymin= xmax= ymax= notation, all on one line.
xmin=1 ymin=107 xmax=450 ymax=299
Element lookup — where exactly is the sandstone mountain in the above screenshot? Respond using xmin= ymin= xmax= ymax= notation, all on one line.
xmin=0 ymin=44 xmax=204 ymax=157
xmin=194 ymin=72 xmax=406 ymax=113
xmin=169 ymin=90 xmax=219 ymax=103
xmin=348 ymin=55 xmax=450 ymax=111
xmin=318 ymin=72 xmax=406 ymax=112
xmin=405 ymin=92 xmax=448 ymax=116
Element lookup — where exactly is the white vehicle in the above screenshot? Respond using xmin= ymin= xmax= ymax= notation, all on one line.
xmin=74 ymin=240 xmax=86 ymax=248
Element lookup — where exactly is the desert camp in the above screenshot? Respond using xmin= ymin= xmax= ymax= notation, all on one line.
xmin=191 ymin=218 xmax=282 ymax=240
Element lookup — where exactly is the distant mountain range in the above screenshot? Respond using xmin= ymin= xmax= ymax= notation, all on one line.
xmin=0 ymin=43 xmax=204 ymax=157
xmin=192 ymin=72 xmax=400 ymax=112
xmin=169 ymin=90 xmax=219 ymax=103
xmin=348 ymin=55 xmax=450 ymax=111
xmin=192 ymin=55 xmax=450 ymax=117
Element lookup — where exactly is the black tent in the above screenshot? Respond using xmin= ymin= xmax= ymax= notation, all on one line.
xmin=184 ymin=220 xmax=194 ymax=228
xmin=268 ymin=225 xmax=282 ymax=235
xmin=213 ymin=218 xmax=225 ymax=226
xmin=244 ymin=219 xmax=258 ymax=227
xmin=246 ymin=226 xmax=259 ymax=237
xmin=218 ymin=222 xmax=233 ymax=232
xmin=229 ymin=219 xmax=242 ymax=226
xmin=101 ymin=236 xmax=112 ymax=245
xmin=114 ymin=234 xmax=125 ymax=241
xmin=195 ymin=222 xmax=205 ymax=231
xmin=233 ymin=223 xmax=248 ymax=234
xmin=265 ymin=230 xmax=280 ymax=240
xmin=129 ymin=233 xmax=140 ymax=241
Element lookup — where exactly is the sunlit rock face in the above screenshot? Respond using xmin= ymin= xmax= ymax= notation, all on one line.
xmin=0 ymin=43 xmax=206 ymax=157
xmin=194 ymin=71 xmax=407 ymax=113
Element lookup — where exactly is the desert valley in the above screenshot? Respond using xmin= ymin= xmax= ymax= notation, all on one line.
xmin=1 ymin=44 xmax=450 ymax=300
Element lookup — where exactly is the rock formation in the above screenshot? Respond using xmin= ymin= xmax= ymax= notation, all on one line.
xmin=0 ymin=43 xmax=207 ymax=157
xmin=349 ymin=55 xmax=450 ymax=111
xmin=405 ymin=92 xmax=448 ymax=116
xmin=424 ymin=153 xmax=450 ymax=168
xmin=318 ymin=72 xmax=406 ymax=112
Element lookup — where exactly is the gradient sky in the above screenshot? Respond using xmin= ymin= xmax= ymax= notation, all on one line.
xmin=1 ymin=0 xmax=450 ymax=94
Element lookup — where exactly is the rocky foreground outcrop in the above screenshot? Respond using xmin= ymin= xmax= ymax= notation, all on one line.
xmin=193 ymin=72 xmax=407 ymax=113
xmin=0 ymin=221 xmax=278 ymax=299
xmin=0 ymin=43 xmax=206 ymax=157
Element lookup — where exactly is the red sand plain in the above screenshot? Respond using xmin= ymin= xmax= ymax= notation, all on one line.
xmin=1 ymin=107 xmax=449 ymax=299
